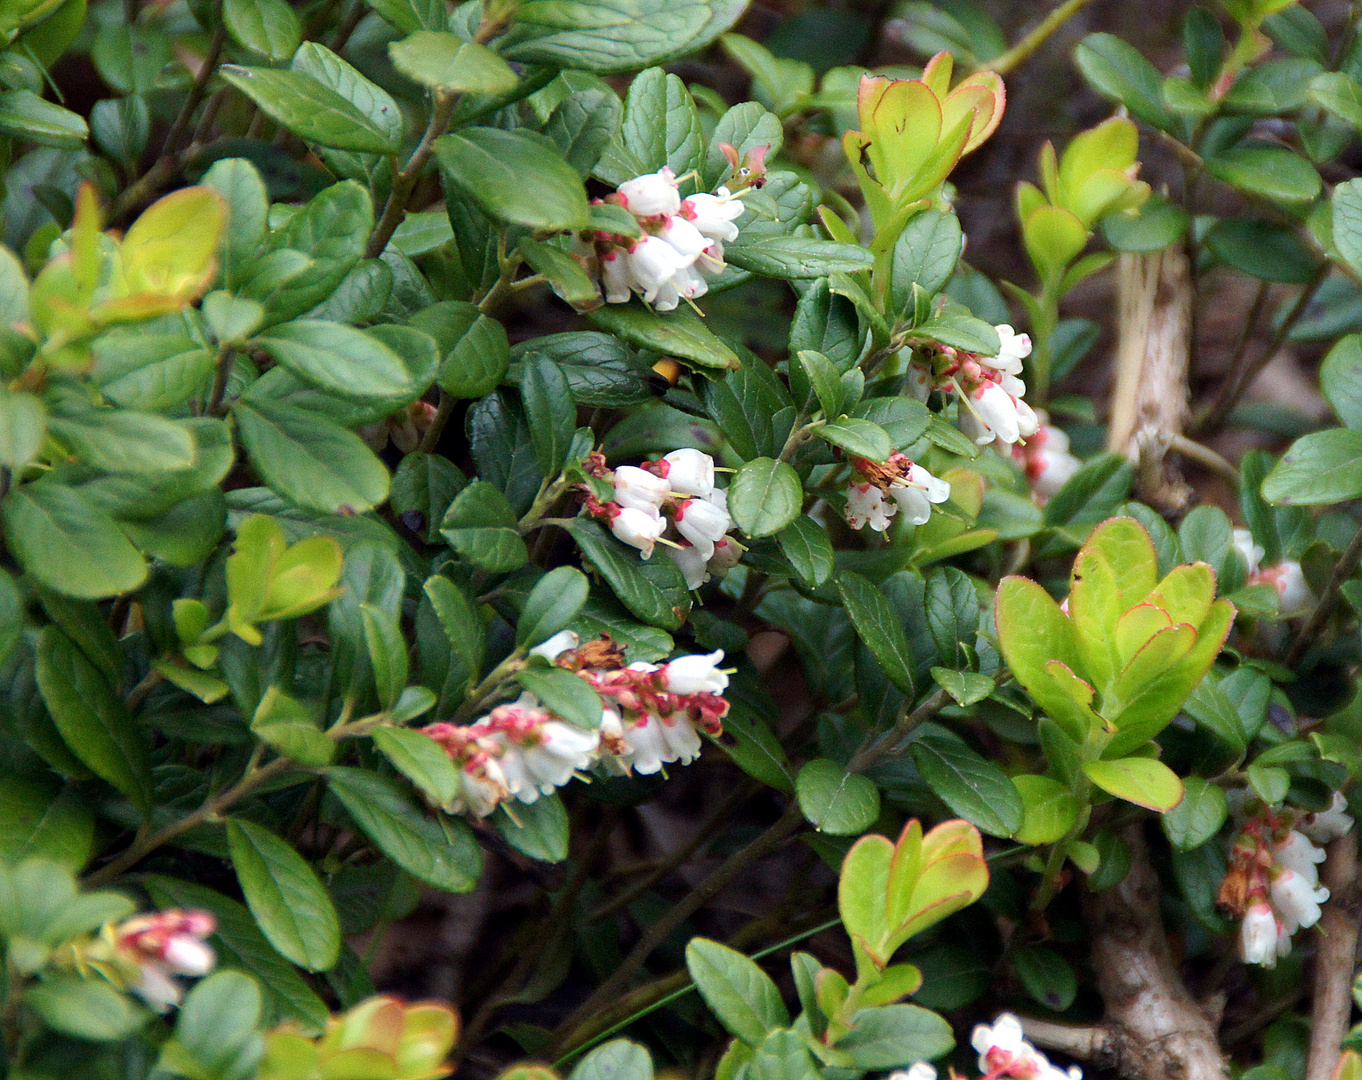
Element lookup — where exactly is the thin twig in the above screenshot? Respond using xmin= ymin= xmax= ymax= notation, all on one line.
xmin=416 ymin=389 xmax=455 ymax=453
xmin=84 ymin=753 xmax=292 ymax=886
xmin=544 ymin=798 xmax=806 ymax=1057
xmin=1169 ymin=434 xmax=1240 ymax=485
xmin=847 ymin=687 xmax=951 ymax=773
xmin=1284 ymin=517 xmax=1362 ymax=669
xmin=988 ymin=0 xmax=1102 ymax=76
xmin=588 ymin=780 xmax=758 ymax=922
xmin=110 ymin=17 xmax=226 ymax=220
xmin=365 ymin=89 xmax=457 ymax=259
xmin=1194 ymin=267 xmax=1327 ymax=435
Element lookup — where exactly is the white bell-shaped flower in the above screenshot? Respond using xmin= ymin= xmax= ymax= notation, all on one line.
xmin=662 ymin=650 xmax=728 ymax=695
xmin=657 ymin=215 xmax=710 ymax=260
xmin=985 ymin=323 xmax=1032 ymax=376
xmin=617 ymin=168 xmax=681 ymax=218
xmin=1232 ymin=528 xmax=1265 ymax=577
xmin=1273 ymin=830 xmax=1326 ymax=884
xmin=889 ymin=463 xmax=951 ymax=526
xmin=1240 ymin=900 xmax=1280 ymax=966
xmin=610 ymin=506 xmax=666 ymax=559
xmin=845 ymin=481 xmax=894 ymax=532
xmin=661 ymin=448 xmax=715 ymax=498
xmin=613 ymin=465 xmax=670 ymax=513
xmin=667 ymin=542 xmax=709 ymax=590
xmin=1269 ymin=867 xmax=1329 ymax=934
xmin=530 ymin=629 xmax=580 ymax=662
xmin=600 ymin=250 xmax=632 ymax=303
xmin=627 ymin=236 xmax=696 ymax=303
xmin=673 ymin=497 xmax=730 ymax=560
xmin=684 ymin=188 xmax=744 ymax=242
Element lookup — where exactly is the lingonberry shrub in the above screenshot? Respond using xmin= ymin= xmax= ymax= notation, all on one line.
xmin=0 ymin=2 xmax=1359 ymax=1080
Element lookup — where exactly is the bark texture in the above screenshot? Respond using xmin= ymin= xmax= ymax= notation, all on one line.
xmin=1108 ymin=250 xmax=1193 ymax=515
xmin=1081 ymin=825 xmax=1230 ymax=1080
xmin=1306 ymin=831 xmax=1361 ymax=1080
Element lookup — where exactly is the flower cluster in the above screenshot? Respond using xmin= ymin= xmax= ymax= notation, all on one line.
xmin=112 ymin=908 xmax=217 ymax=1009
xmin=1232 ymin=529 xmax=1313 ymax=617
xmin=583 ymin=448 xmax=742 ymax=589
xmin=1218 ymin=795 xmax=1352 ymax=967
xmin=843 ymin=452 xmax=951 ymax=532
xmin=1012 ymin=417 xmax=1081 ymax=502
xmin=421 ymin=633 xmax=731 ymax=816
xmin=912 ymin=324 xmax=1039 ymax=448
xmin=969 ymin=1013 xmax=1082 ymax=1080
xmin=574 ymin=165 xmax=749 ymax=312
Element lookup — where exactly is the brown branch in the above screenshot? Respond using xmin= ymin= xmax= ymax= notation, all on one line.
xmin=847 ymin=687 xmax=951 ymax=773
xmin=1020 ymin=1018 xmax=1118 ymax=1065
xmin=544 ymin=798 xmax=806 ymax=1057
xmin=1306 ymin=830 xmax=1362 ymax=1080
xmin=1082 ymin=824 xmax=1230 ymax=1080
xmin=365 ymin=89 xmax=457 ymax=259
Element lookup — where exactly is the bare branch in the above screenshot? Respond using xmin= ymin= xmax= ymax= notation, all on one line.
xmin=1083 ymin=825 xmax=1230 ymax=1080
xmin=1306 ymin=830 xmax=1362 ymax=1080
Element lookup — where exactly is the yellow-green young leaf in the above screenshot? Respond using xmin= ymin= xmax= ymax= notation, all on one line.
xmin=1112 ymin=623 xmax=1197 ymax=704
xmin=1105 ymin=598 xmax=1236 ymax=756
xmin=1083 ymin=757 xmax=1184 ymax=812
xmin=388 ymin=31 xmax=517 ymax=92
xmin=838 ymin=832 xmax=895 ymax=960
xmin=994 ymin=576 xmax=1095 ymax=743
xmin=1113 ymin=603 xmax=1176 ymax=668
xmin=1067 ymin=515 xmax=1158 ymax=693
xmin=1012 ymin=774 xmax=1080 ymax=844
xmin=261 ymin=536 xmax=343 ymax=620
xmin=857 ymin=962 xmax=922 ymax=1006
xmin=120 ymin=186 xmax=225 ymax=300
xmin=1144 ymin=562 xmax=1215 ymax=628
xmin=226 ymin=819 xmax=340 ymax=971
xmin=1022 ymin=204 xmax=1088 ymax=275
xmin=893 ymin=819 xmax=988 ymax=945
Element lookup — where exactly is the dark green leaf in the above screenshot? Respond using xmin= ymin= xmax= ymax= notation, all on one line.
xmin=327 ymin=767 xmax=482 ymax=892
xmin=233 ymin=397 xmax=390 ymax=515
xmin=518 ymin=566 xmax=590 ymax=647
xmin=521 ymin=355 xmax=576 ymax=477
xmin=911 ymin=722 xmax=1021 ymax=838
xmin=492 ymin=794 xmax=569 ymax=862
xmin=36 ymin=626 xmax=150 ymax=812
xmin=436 ymin=127 xmax=589 ymax=231
xmin=728 ymin=457 xmax=802 ymax=538
xmin=891 ymin=210 xmax=962 ymax=315
xmin=1162 ymin=775 xmax=1228 ymax=850
xmin=588 ymin=304 xmax=739 ymax=371
xmin=226 ymin=819 xmax=340 ymax=972
xmin=795 ymin=758 xmax=879 ymax=835
xmin=777 ymin=515 xmax=834 ymax=588
xmin=836 ymin=571 xmax=916 ymax=696
xmin=685 ymin=937 xmax=789 ymax=1045
xmin=564 ymin=518 xmax=690 ymax=630
xmin=439 ymin=480 xmax=529 ymax=572
xmin=219 ymin=66 xmax=400 ymax=154
xmin=1263 ymin=429 xmax=1362 ymax=504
